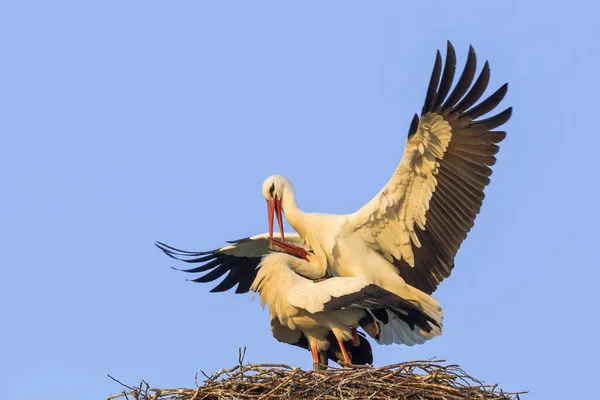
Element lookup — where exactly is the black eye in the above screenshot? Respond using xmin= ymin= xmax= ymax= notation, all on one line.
xmin=269 ymin=183 xmax=275 ymax=197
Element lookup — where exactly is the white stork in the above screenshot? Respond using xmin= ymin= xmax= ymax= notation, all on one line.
xmin=250 ymin=251 xmax=438 ymax=369
xmin=157 ymin=41 xmax=511 ymax=349
xmin=157 ymin=235 xmax=373 ymax=367
xmin=262 ymin=41 xmax=511 ymax=344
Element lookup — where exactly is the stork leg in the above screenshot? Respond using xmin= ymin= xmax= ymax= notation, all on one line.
xmin=334 ymin=334 xmax=352 ymax=367
xmin=318 ymin=351 xmax=329 ymax=370
xmin=310 ymin=342 xmax=322 ymax=371
xmin=351 ymin=328 xmax=360 ymax=347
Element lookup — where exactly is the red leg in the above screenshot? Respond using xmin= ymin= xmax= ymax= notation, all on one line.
xmin=311 ymin=342 xmax=320 ymax=371
xmin=335 ymin=335 xmax=352 ymax=366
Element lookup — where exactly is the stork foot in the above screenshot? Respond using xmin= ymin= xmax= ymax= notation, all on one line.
xmin=318 ymin=351 xmax=329 ymax=370
xmin=312 ymin=362 xmax=326 ymax=371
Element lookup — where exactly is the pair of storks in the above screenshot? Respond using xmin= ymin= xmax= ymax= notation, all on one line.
xmin=157 ymin=41 xmax=511 ymax=370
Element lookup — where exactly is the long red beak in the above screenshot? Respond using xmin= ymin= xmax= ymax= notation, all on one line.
xmin=267 ymin=198 xmax=285 ymax=241
xmin=269 ymin=237 xmax=309 ymax=261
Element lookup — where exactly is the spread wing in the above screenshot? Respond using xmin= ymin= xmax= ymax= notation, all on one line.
xmin=346 ymin=41 xmax=512 ymax=294
xmin=156 ymin=233 xmax=303 ymax=293
xmin=288 ymin=278 xmax=440 ymax=338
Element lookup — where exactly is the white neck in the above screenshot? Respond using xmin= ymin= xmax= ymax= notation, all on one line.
xmin=280 ymin=181 xmax=307 ymax=238
xmin=279 ymin=179 xmax=328 ymax=277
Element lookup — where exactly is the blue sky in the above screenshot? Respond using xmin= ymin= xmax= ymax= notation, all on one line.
xmin=1 ymin=1 xmax=598 ymax=399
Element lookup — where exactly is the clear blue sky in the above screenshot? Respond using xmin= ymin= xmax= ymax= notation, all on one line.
xmin=1 ymin=1 xmax=598 ymax=399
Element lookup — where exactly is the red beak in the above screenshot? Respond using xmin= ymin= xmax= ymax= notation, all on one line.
xmin=267 ymin=198 xmax=285 ymax=241
xmin=268 ymin=237 xmax=309 ymax=261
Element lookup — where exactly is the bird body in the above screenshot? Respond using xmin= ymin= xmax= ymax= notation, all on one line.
xmin=251 ymin=252 xmax=370 ymax=354
xmin=157 ymin=41 xmax=511 ymax=358
xmin=249 ymin=251 xmax=439 ymax=367
xmin=263 ymin=177 xmax=443 ymax=345
xmin=263 ymin=42 xmax=511 ymax=345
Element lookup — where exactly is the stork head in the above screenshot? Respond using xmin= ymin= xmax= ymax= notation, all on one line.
xmin=262 ymin=174 xmax=289 ymax=241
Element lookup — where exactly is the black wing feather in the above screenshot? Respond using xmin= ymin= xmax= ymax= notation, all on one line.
xmin=421 ymin=51 xmax=442 ymax=115
xmin=432 ymin=41 xmax=457 ymax=111
xmin=155 ymin=239 xmax=263 ymax=294
xmin=210 ymin=267 xmax=246 ymax=293
xmin=452 ymin=61 xmax=490 ymax=114
xmin=464 ymin=83 xmax=508 ymax=120
xmin=441 ymin=45 xmax=476 ymax=110
xmin=395 ymin=42 xmax=511 ymax=294
xmin=174 ymin=258 xmax=223 ymax=274
xmin=322 ymin=284 xmax=439 ymax=332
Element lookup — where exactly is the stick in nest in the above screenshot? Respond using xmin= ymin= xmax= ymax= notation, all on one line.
xmin=106 ymin=359 xmax=526 ymax=400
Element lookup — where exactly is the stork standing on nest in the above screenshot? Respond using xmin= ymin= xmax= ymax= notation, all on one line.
xmin=157 ymin=40 xmax=511 ymax=349
xmin=158 ymin=236 xmax=378 ymax=367
xmin=250 ymin=251 xmax=439 ymax=370
xmin=262 ymin=41 xmax=511 ymax=344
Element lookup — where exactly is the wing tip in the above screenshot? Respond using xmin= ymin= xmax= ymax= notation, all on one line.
xmin=421 ymin=49 xmax=443 ymax=115
xmin=445 ymin=41 xmax=457 ymax=60
xmin=407 ymin=113 xmax=419 ymax=138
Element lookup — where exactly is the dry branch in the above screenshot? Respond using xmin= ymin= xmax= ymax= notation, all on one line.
xmin=107 ymin=358 xmax=525 ymax=400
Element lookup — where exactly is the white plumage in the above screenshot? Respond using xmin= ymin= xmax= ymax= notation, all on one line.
xmin=262 ymin=41 xmax=511 ymax=346
xmin=250 ymin=252 xmax=375 ymax=368
xmin=157 ymin=41 xmax=511 ymax=358
xmin=287 ymin=277 xmax=375 ymax=314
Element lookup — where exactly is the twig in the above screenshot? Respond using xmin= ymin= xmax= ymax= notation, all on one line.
xmin=258 ymin=369 xmax=298 ymax=400
xmin=108 ymin=374 xmax=137 ymax=392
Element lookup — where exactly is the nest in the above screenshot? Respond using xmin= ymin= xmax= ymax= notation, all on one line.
xmin=107 ymin=350 xmax=525 ymax=400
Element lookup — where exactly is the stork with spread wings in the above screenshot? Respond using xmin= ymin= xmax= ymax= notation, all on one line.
xmin=158 ymin=41 xmax=511 ymax=349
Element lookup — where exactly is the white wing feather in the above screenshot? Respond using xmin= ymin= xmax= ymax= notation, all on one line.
xmin=346 ymin=113 xmax=452 ymax=267
xmin=287 ymin=277 xmax=371 ymax=314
